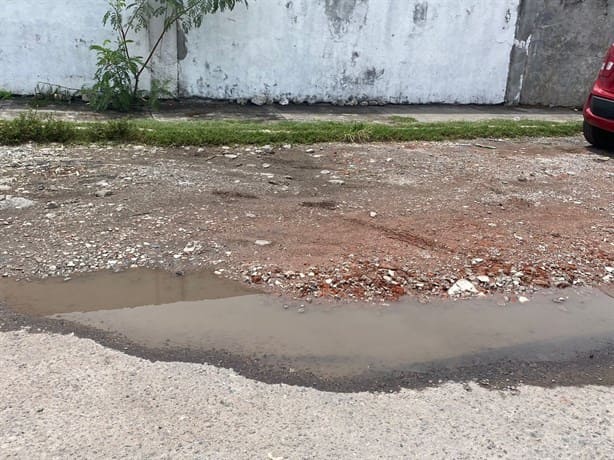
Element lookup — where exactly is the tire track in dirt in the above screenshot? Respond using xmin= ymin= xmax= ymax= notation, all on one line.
xmin=344 ymin=217 xmax=453 ymax=253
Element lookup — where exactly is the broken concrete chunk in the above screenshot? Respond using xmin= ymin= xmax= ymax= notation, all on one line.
xmin=448 ymin=279 xmax=479 ymax=296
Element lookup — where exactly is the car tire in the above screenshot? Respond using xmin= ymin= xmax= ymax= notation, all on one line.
xmin=583 ymin=121 xmax=612 ymax=148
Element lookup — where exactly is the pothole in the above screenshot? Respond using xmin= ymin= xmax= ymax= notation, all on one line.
xmin=1 ymin=270 xmax=613 ymax=380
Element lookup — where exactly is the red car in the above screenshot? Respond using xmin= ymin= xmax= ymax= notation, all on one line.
xmin=584 ymin=43 xmax=614 ymax=148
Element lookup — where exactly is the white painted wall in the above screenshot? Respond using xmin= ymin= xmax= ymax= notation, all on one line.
xmin=1 ymin=0 xmax=520 ymax=104
xmin=0 ymin=0 xmax=149 ymax=94
xmin=179 ymin=0 xmax=520 ymax=104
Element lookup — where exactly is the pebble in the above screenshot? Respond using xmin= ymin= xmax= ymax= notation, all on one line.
xmin=95 ymin=189 xmax=113 ymax=198
xmin=255 ymin=240 xmax=272 ymax=246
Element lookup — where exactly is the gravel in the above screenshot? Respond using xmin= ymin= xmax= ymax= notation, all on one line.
xmin=0 ymin=139 xmax=612 ymax=303
xmin=1 ymin=330 xmax=613 ymax=459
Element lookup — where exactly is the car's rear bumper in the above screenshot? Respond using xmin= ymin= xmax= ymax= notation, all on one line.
xmin=584 ymin=91 xmax=614 ymax=132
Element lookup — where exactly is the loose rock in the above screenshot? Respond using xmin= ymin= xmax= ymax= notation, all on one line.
xmin=448 ymin=279 xmax=479 ymax=296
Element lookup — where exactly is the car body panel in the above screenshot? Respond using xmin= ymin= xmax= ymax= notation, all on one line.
xmin=584 ymin=44 xmax=614 ymax=134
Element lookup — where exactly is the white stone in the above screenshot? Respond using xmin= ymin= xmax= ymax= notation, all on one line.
xmin=0 ymin=197 xmax=35 ymax=210
xmin=448 ymin=279 xmax=479 ymax=296
xmin=255 ymin=240 xmax=272 ymax=246
xmin=250 ymin=95 xmax=267 ymax=106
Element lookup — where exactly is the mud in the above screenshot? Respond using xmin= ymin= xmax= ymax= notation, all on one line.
xmin=0 ymin=137 xmax=612 ymax=303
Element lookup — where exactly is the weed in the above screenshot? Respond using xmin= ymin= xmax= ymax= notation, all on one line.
xmin=0 ymin=112 xmax=76 ymax=144
xmin=86 ymin=0 xmax=248 ymax=111
xmin=389 ymin=116 xmax=419 ymax=124
xmin=0 ymin=89 xmax=11 ymax=100
xmin=343 ymin=123 xmax=374 ymax=143
xmin=28 ymin=82 xmax=80 ymax=108
xmin=0 ymin=113 xmax=583 ymax=146
xmin=96 ymin=118 xmax=137 ymax=141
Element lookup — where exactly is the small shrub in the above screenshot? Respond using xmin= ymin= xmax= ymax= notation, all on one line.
xmin=0 ymin=112 xmax=75 ymax=144
xmin=86 ymin=0 xmax=249 ymax=112
xmin=94 ymin=118 xmax=137 ymax=141
xmin=0 ymin=89 xmax=11 ymax=100
xmin=42 ymin=117 xmax=77 ymax=143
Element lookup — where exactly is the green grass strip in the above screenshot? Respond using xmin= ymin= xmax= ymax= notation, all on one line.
xmin=0 ymin=112 xmax=582 ymax=146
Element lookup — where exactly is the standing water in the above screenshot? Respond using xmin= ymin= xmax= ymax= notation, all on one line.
xmin=1 ymin=269 xmax=613 ymax=378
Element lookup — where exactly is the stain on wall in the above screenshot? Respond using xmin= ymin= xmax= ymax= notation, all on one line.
xmin=413 ymin=2 xmax=429 ymax=25
xmin=177 ymin=28 xmax=188 ymax=61
xmin=322 ymin=0 xmax=365 ymax=36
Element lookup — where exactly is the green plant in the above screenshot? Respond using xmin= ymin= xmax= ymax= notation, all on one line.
xmin=87 ymin=0 xmax=249 ymax=111
xmin=0 ymin=114 xmax=583 ymax=146
xmin=343 ymin=123 xmax=374 ymax=143
xmin=99 ymin=118 xmax=137 ymax=140
xmin=0 ymin=112 xmax=76 ymax=144
xmin=0 ymin=89 xmax=11 ymax=100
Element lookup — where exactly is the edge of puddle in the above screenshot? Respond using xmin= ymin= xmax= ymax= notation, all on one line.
xmin=1 ymin=298 xmax=614 ymax=393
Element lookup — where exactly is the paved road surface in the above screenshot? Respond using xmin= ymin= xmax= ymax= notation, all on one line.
xmin=1 ymin=330 xmax=612 ymax=459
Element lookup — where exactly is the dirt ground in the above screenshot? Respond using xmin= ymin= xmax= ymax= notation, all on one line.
xmin=0 ymin=136 xmax=612 ymax=302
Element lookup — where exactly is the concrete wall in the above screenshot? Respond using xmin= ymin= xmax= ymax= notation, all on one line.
xmin=0 ymin=0 xmax=612 ymax=106
xmin=0 ymin=1 xmax=151 ymax=94
xmin=507 ymin=0 xmax=614 ymax=107
xmin=178 ymin=0 xmax=519 ymax=104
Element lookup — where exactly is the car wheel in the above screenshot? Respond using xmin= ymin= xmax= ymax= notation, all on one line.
xmin=583 ymin=121 xmax=612 ymax=148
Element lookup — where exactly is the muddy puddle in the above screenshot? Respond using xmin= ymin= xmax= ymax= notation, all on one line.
xmin=0 ymin=269 xmax=255 ymax=315
xmin=1 ymin=269 xmax=613 ymax=379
